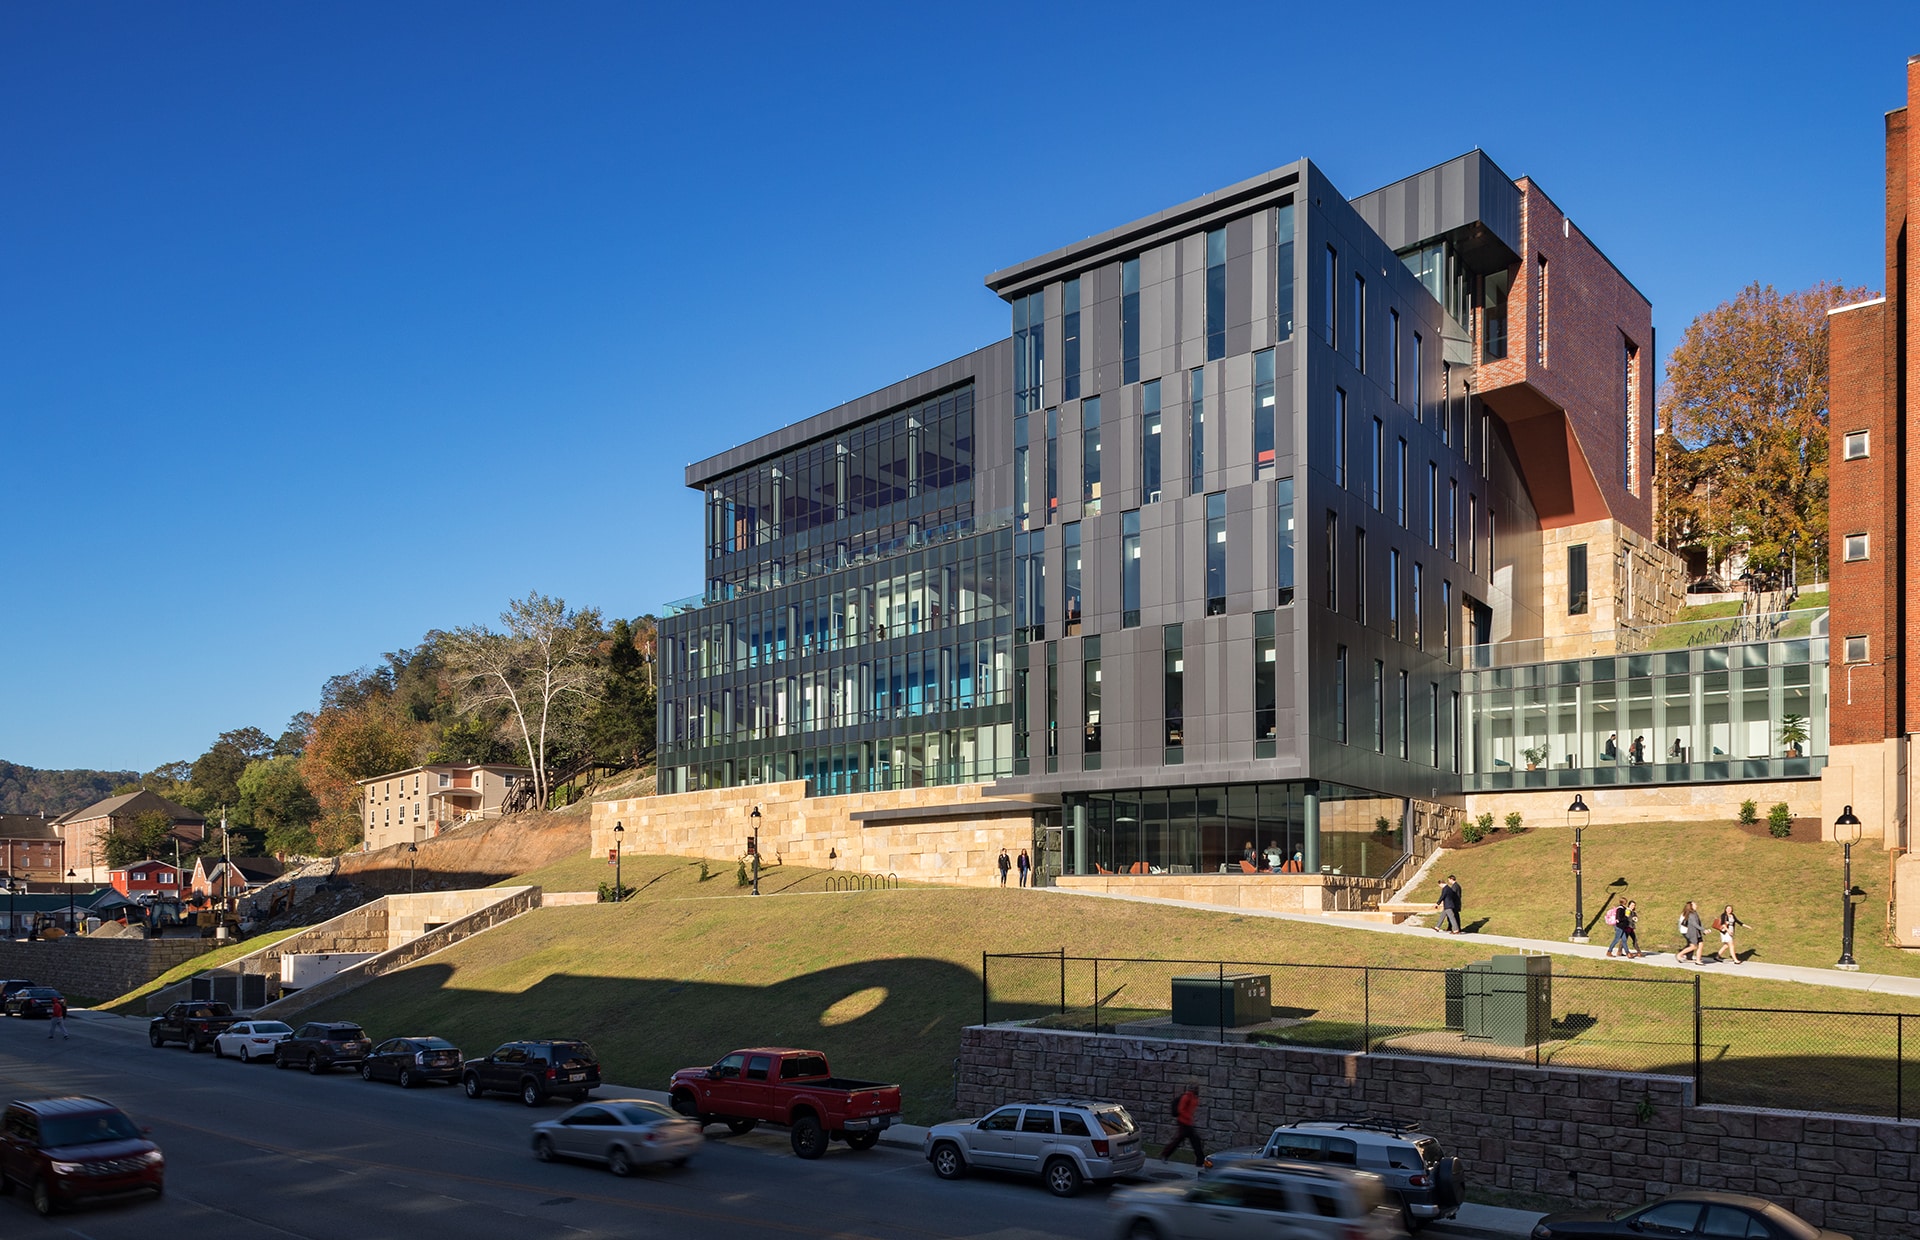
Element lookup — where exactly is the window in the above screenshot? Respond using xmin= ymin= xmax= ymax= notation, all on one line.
xmin=1321 ymin=245 xmax=1338 ymax=348
xmin=1398 ymin=670 xmax=1410 ymax=759
xmin=1412 ymin=562 xmax=1423 ymax=650
xmin=1845 ymin=635 xmax=1870 ymax=663
xmin=1083 ymin=636 xmax=1102 ymax=762
xmin=1334 ymin=388 xmax=1348 ymax=487
xmin=1845 ymin=533 xmax=1870 ymax=562
xmin=1367 ymin=417 xmax=1383 ymax=511
xmin=1014 ymin=291 xmax=1044 ymax=413
xmin=1206 ymin=227 xmax=1227 ymax=361
xmin=1082 ymin=396 xmax=1102 ymax=512
xmin=1448 ymin=479 xmax=1458 ymax=560
xmin=1163 ymin=625 xmax=1184 ymax=756
xmin=1062 ymin=278 xmax=1081 ymax=401
xmin=1355 ymin=527 xmax=1367 ymax=624
xmin=1429 ymin=682 xmax=1440 ymax=766
xmin=1372 ymin=659 xmax=1385 ymax=752
xmin=1045 ymin=642 xmax=1058 ymax=763
xmin=1535 ymin=256 xmax=1549 ymax=366
xmin=1845 ymin=430 xmax=1870 ymax=460
xmin=1189 ymin=368 xmax=1206 ymax=494
xmin=1468 ymin=495 xmax=1479 ymax=572
xmin=1121 ymin=510 xmax=1142 ymax=628
xmin=1013 ymin=655 xmax=1030 ymax=764
xmin=1413 ymin=332 xmax=1424 ymax=423
xmin=1276 ymin=477 xmax=1295 ymax=607
xmin=1426 ymin=462 xmax=1438 ymax=547
xmin=1014 ymin=412 xmax=1030 ymax=526
xmin=1142 ymin=380 xmax=1162 ymax=503
xmin=1568 ymin=544 xmax=1589 ymax=615
xmin=1045 ymin=407 xmax=1058 ymax=522
xmin=1623 ymin=338 xmax=1641 ymax=495
xmin=1352 ymin=273 xmax=1366 ymax=370
xmin=1334 ymin=645 xmax=1349 ymax=744
xmin=1441 ymin=364 xmax=1452 ymax=446
xmin=1254 ymin=611 xmax=1276 ymax=747
xmin=1122 ymin=258 xmax=1141 ymax=384
xmin=1325 ymin=511 xmax=1339 ymax=611
xmin=1451 ymin=690 xmax=1461 ymax=772
xmin=1389 ymin=308 xmax=1401 ymax=402
xmin=1206 ymin=493 xmax=1227 ymax=615
xmin=1389 ymin=548 xmax=1402 ymax=639
xmin=1488 ymin=509 xmax=1496 ymax=572
xmin=1020 ymin=1107 xmax=1056 ymax=1134
xmin=1275 ymin=203 xmax=1295 ymax=341
xmin=1443 ymin=580 xmax=1453 ymax=662
xmin=1063 ymin=523 xmax=1082 ymax=630
xmin=1253 ymin=349 xmax=1276 ymax=478
xmin=1396 ymin=438 xmax=1407 ymax=527
xmin=1483 ymin=267 xmax=1509 ymax=360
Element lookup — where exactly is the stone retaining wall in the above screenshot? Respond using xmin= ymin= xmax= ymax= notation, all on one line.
xmin=0 ymin=937 xmax=211 ymax=1004
xmin=958 ymin=1025 xmax=1920 ymax=1240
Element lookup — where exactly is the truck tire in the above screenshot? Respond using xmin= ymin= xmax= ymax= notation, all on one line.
xmin=31 ymin=1176 xmax=54 ymax=1217
xmin=724 ymin=1118 xmax=757 ymax=1136
xmin=149 ymin=1030 xmax=164 ymax=1048
xmin=930 ymin=1141 xmax=966 ymax=1179
xmin=464 ymin=1073 xmax=485 ymax=1099
xmin=520 ymin=1079 xmax=544 ymax=1108
xmin=790 ymin=1115 xmax=828 ymax=1159
xmin=845 ymin=1131 xmax=879 ymax=1151
xmin=1043 ymin=1156 xmax=1084 ymax=1198
xmin=189 ymin=1034 xmax=207 ymax=1054
xmin=669 ymin=1091 xmax=699 ymax=1118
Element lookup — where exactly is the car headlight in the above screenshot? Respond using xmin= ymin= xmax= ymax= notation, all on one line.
xmin=141 ymin=1150 xmax=165 ymax=1166
xmin=1531 ymin=1228 xmax=1554 ymax=1239
xmin=50 ymin=1161 xmax=83 ymax=1175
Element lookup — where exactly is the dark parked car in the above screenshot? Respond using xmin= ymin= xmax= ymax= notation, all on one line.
xmin=272 ymin=1022 xmax=373 ymax=1074
xmin=361 ymin=1037 xmax=463 ymax=1088
xmin=148 ymin=1001 xmax=236 ymax=1051
xmin=1532 ymin=1191 xmax=1850 ymax=1239
xmin=3 ymin=988 xmax=62 ymax=1019
xmin=463 ymin=1040 xmax=601 ymax=1107
xmin=0 ymin=1095 xmax=164 ymax=1217
xmin=0 ymin=980 xmax=38 ymax=1003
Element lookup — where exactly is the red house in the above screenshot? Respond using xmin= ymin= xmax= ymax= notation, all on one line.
xmin=109 ymin=859 xmax=182 ymax=898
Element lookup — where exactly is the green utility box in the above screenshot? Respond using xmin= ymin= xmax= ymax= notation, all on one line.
xmin=1458 ymin=955 xmax=1552 ymax=1047
xmin=1170 ymin=972 xmax=1272 ymax=1027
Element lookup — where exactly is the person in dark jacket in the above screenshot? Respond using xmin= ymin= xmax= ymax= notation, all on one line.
xmin=1016 ymin=850 xmax=1031 ymax=888
xmin=1677 ymin=901 xmax=1705 ymax=964
xmin=996 ymin=849 xmax=1011 ymax=887
xmin=1435 ymin=876 xmax=1463 ymax=933
xmin=1160 ymin=1084 xmax=1205 ymax=1164
xmin=47 ymin=995 xmax=68 ymax=1040
xmin=1621 ymin=899 xmax=1645 ymax=958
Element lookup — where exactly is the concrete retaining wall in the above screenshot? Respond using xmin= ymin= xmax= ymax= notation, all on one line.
xmin=0 ymin=937 xmax=212 ymax=1004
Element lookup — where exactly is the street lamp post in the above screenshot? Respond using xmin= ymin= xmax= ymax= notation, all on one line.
xmin=1 ymin=871 xmax=14 ymax=941
xmin=407 ymin=843 xmax=418 ymax=894
xmin=612 ymin=822 xmax=624 ymax=902
xmin=1568 ymin=795 xmax=1591 ymax=943
xmin=749 ymin=806 xmax=761 ymax=897
xmin=1836 ymin=805 xmax=1863 ymax=971
xmin=65 ymin=868 xmax=77 ymax=936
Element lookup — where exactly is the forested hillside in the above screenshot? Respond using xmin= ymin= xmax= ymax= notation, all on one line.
xmin=0 ymin=761 xmax=137 ymax=816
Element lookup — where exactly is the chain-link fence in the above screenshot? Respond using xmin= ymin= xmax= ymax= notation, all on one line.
xmin=982 ymin=953 xmax=1920 ymax=1120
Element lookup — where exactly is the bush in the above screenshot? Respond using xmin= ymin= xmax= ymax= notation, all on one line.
xmin=736 ymin=858 xmax=749 ymax=887
xmin=1504 ymin=811 xmax=1524 ymax=832
xmin=1462 ymin=820 xmax=1487 ymax=844
xmin=1374 ymin=816 xmax=1394 ymax=837
xmin=1768 ymin=803 xmax=1793 ymax=838
xmin=1739 ymin=799 xmax=1758 ymax=827
xmin=698 ymin=859 xmax=712 ymax=882
xmin=597 ymin=881 xmax=634 ymax=903
xmin=1476 ymin=812 xmax=1495 ymax=834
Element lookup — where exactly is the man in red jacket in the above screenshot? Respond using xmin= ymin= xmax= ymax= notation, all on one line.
xmin=47 ymin=995 xmax=68 ymax=1040
xmin=1160 ymin=1084 xmax=1204 ymax=1164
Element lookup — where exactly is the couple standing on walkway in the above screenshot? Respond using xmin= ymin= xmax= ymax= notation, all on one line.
xmin=1433 ymin=875 xmax=1465 ymax=933
xmin=995 ymin=848 xmax=1031 ymax=887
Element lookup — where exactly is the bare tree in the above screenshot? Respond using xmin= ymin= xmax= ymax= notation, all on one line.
xmin=442 ymin=593 xmax=605 ymax=809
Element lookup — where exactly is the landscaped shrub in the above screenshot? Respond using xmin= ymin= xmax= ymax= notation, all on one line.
xmin=1374 ymin=815 xmax=1394 ymax=839
xmin=698 ymin=859 xmax=712 ymax=882
xmin=1739 ymin=799 xmax=1759 ymax=827
xmin=736 ymin=858 xmax=749 ymax=887
xmin=597 ymin=881 xmax=634 ymax=903
xmin=1504 ymin=811 xmax=1524 ymax=832
xmin=1462 ymin=820 xmax=1487 ymax=844
xmin=1476 ymin=812 xmax=1495 ymax=834
xmin=1768 ymin=803 xmax=1793 ymax=838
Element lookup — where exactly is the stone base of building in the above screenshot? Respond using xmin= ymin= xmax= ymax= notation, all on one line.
xmin=1055 ymin=872 xmax=1388 ymax=912
xmin=1819 ymin=738 xmax=1911 ymax=847
xmin=590 ymin=781 xmax=1048 ymax=887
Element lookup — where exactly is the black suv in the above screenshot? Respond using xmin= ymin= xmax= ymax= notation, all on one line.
xmin=462 ymin=1040 xmax=601 ymax=1107
xmin=0 ymin=980 xmax=37 ymax=1003
xmin=272 ymin=1022 xmax=373 ymax=1074
xmin=148 ymin=1001 xmax=236 ymax=1052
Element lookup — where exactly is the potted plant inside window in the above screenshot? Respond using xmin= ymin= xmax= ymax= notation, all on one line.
xmin=1522 ymin=743 xmax=1550 ymax=771
xmin=1778 ymin=714 xmax=1809 ymax=759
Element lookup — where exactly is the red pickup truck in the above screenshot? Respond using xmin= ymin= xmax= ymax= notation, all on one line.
xmin=668 ymin=1048 xmax=902 ymax=1159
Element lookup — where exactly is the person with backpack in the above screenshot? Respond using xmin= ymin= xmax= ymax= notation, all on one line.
xmin=1604 ymin=899 xmax=1631 ymax=956
xmin=1159 ymin=1084 xmax=1205 ymax=1165
xmin=1714 ymin=904 xmax=1750 ymax=963
xmin=1621 ymin=899 xmax=1645 ymax=958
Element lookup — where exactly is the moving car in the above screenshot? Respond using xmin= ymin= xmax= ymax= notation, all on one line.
xmin=213 ymin=1020 xmax=294 ymax=1062
xmin=924 ymin=1097 xmax=1144 ymax=1197
xmin=3 ymin=987 xmax=62 ymax=1019
xmin=1531 ymin=1191 xmax=1851 ymax=1239
xmin=148 ymin=1001 xmax=236 ymax=1052
xmin=530 ymin=1099 xmax=701 ymax=1175
xmin=1112 ymin=1160 xmax=1406 ymax=1239
xmin=464 ymin=1040 xmax=602 ymax=1107
xmin=272 ymin=1021 xmax=373 ymax=1074
xmin=0 ymin=1095 xmax=164 ymax=1217
xmin=361 ymin=1037 xmax=463 ymax=1088
xmin=668 ymin=1047 xmax=901 ymax=1159
xmin=1205 ymin=1117 xmax=1464 ymax=1230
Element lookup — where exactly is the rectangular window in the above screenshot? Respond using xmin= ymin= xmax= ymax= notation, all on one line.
xmin=1255 ymin=610 xmax=1277 ymax=746
xmin=1045 ymin=642 xmax=1059 ymax=763
xmin=1045 ymin=407 xmax=1059 ymax=523
xmin=1334 ymin=645 xmax=1349 ymax=744
xmin=1448 ymin=479 xmax=1458 ymax=560
xmin=1122 ymin=258 xmax=1141 ymax=385
xmin=1013 ymin=656 xmax=1029 ymax=763
xmin=1390 ymin=308 xmax=1401 ymax=402
xmin=1483 ymin=268 xmax=1509 ymax=360
xmin=1325 ymin=511 xmax=1339 ymax=611
xmin=1121 ymin=510 xmax=1142 ymax=628
xmin=1844 ymin=430 xmax=1870 ymax=460
xmin=1276 ymin=477 xmax=1296 ymax=607
xmin=1427 ymin=462 xmax=1438 ymax=547
xmin=1275 ymin=203 xmax=1295 ymax=341
xmin=1163 ymin=624 xmax=1184 ymax=756
xmin=1321 ymin=245 xmax=1338 ymax=347
xmin=1568 ymin=543 xmax=1589 ymax=615
xmin=1062 ymin=277 xmax=1082 ymax=401
xmin=1082 ymin=395 xmax=1102 ymax=513
xmin=1413 ymin=332 xmax=1424 ymax=423
xmin=1451 ymin=690 xmax=1461 ymax=772
xmin=1206 ymin=492 xmax=1227 ymax=616
xmin=1443 ymin=579 xmax=1453 ymax=662
xmin=1206 ymin=227 xmax=1227 ymax=361
xmin=1189 ymin=368 xmax=1206 ymax=494
xmin=1412 ymin=562 xmax=1424 ymax=650
xmin=1014 ymin=290 xmax=1044 ymax=414
xmin=1468 ymin=495 xmax=1479 ymax=573
xmin=1334 ymin=388 xmax=1348 ymax=487
xmin=1372 ymin=659 xmax=1385 ymax=753
xmin=1396 ymin=438 xmax=1408 ymax=528
xmin=1355 ymin=527 xmax=1367 ymax=624
xmin=1845 ymin=532 xmax=1870 ymax=561
xmin=1063 ymin=522 xmax=1082 ymax=630
xmin=1013 ymin=412 xmax=1030 ymax=526
xmin=1352 ymin=273 xmax=1366 ymax=370
xmin=1488 ymin=508 xmax=1496 ymax=573
xmin=1389 ymin=548 xmax=1402 ymax=640
xmin=1441 ymin=365 xmax=1452 ymax=447
xmin=1429 ymin=682 xmax=1440 ymax=767
xmin=1142 ymin=380 xmax=1163 ymax=503
xmin=1398 ymin=669 xmax=1410 ymax=759
xmin=1845 ymin=635 xmax=1870 ymax=663
xmin=1623 ymin=338 xmax=1641 ymax=495
xmin=1370 ymin=417 xmax=1383 ymax=510
xmin=1253 ymin=349 xmax=1276 ymax=478
xmin=1083 ymin=636 xmax=1102 ymax=762
xmin=1535 ymin=256 xmax=1548 ymax=366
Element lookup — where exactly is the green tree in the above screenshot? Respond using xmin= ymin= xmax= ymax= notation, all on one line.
xmin=275 ymin=712 xmax=316 ymax=757
xmin=103 ymin=809 xmax=174 ymax=868
xmin=427 ymin=715 xmax=516 ymax=765
xmin=186 ymin=727 xmax=276 ymax=813
xmin=587 ymin=616 xmax=657 ymax=770
xmin=235 ymin=755 xmax=320 ymax=857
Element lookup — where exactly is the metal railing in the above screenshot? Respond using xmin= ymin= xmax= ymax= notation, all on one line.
xmin=826 ymin=872 xmax=898 ymax=893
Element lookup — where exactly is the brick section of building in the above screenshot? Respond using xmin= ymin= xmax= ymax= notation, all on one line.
xmin=959 ymin=1025 xmax=1920 ymax=1239
xmin=1827 ymin=298 xmax=1897 ymax=745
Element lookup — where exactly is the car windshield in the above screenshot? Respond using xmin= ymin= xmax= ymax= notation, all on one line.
xmin=617 ymin=1103 xmax=674 ymax=1125
xmin=40 ymin=1111 xmax=142 ymax=1148
xmin=1094 ymin=1106 xmax=1135 ymax=1136
xmin=252 ymin=1022 xmax=292 ymax=1034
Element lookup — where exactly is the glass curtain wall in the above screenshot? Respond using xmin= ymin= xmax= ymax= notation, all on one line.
xmin=1068 ymin=782 xmax=1405 ymax=878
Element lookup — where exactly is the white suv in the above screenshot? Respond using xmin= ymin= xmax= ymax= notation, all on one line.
xmin=924 ymin=1098 xmax=1145 ymax=1197
xmin=1204 ymin=1117 xmax=1465 ymax=1230
xmin=1112 ymin=1160 xmax=1405 ymax=1239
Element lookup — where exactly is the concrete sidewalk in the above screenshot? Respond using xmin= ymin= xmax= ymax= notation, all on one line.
xmin=1040 ymin=885 xmax=1920 ymax=998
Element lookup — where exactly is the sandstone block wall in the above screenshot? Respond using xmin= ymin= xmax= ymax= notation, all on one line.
xmin=958 ymin=1026 xmax=1920 ymax=1240
xmin=1055 ymin=872 xmax=1388 ymax=912
xmin=0 ymin=937 xmax=210 ymax=1005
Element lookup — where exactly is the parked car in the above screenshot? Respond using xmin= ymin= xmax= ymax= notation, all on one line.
xmin=3 ymin=987 xmax=62 ymax=1019
xmin=464 ymin=1040 xmax=602 ymax=1107
xmin=0 ymin=1095 xmax=164 ymax=1217
xmin=272 ymin=1021 xmax=373 ymax=1074
xmin=147 ymin=1001 xmax=236 ymax=1052
xmin=0 ymin=980 xmax=38 ymax=1003
xmin=361 ymin=1037 xmax=463 ymax=1088
xmin=668 ymin=1048 xmax=901 ymax=1159
xmin=1113 ymin=1160 xmax=1405 ymax=1239
xmin=1531 ymin=1191 xmax=1851 ymax=1239
xmin=530 ymin=1099 xmax=701 ymax=1175
xmin=924 ymin=1097 xmax=1144 ymax=1197
xmin=1205 ymin=1117 xmax=1464 ymax=1230
xmin=212 ymin=1021 xmax=294 ymax=1062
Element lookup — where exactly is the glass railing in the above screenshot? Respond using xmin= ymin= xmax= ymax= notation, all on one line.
xmin=1465 ymin=606 xmax=1827 ymax=670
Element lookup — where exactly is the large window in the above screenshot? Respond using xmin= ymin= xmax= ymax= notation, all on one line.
xmin=1623 ymin=338 xmax=1641 ymax=495
xmin=1372 ymin=659 xmax=1385 ymax=753
xmin=1045 ymin=642 xmax=1059 ymax=764
xmin=1370 ymin=418 xmax=1383 ymax=511
xmin=1255 ymin=611 xmax=1277 ymax=750
xmin=1206 ymin=493 xmax=1227 ymax=616
xmin=1568 ymin=544 xmax=1589 ymax=615
xmin=1014 ymin=411 xmax=1029 ymax=526
xmin=1352 ymin=273 xmax=1366 ymax=371
xmin=1275 ymin=203 xmax=1295 ymax=341
xmin=1142 ymin=380 xmax=1163 ymax=503
xmin=1045 ymin=407 xmax=1059 ymax=523
xmin=1063 ymin=523 xmax=1083 ymax=630
xmin=1062 ymin=278 xmax=1082 ymax=401
xmin=1276 ymin=477 xmax=1295 ymax=607
xmin=1189 ymin=368 xmax=1206 ymax=494
xmin=1083 ymin=636 xmax=1101 ymax=763
xmin=1254 ymin=349 xmax=1276 ymax=478
xmin=1206 ymin=228 xmax=1227 ymax=361
xmin=1334 ymin=388 xmax=1348 ymax=487
xmin=1163 ymin=625 xmax=1184 ymax=759
xmin=1122 ymin=510 xmax=1141 ymax=628
xmin=1321 ymin=245 xmax=1338 ymax=348
xmin=1014 ymin=291 xmax=1044 ymax=414
xmin=1082 ymin=396 xmax=1102 ymax=513
xmin=1334 ymin=645 xmax=1349 ymax=744
xmin=1122 ymin=259 xmax=1141 ymax=385
xmin=1483 ymin=268 xmax=1509 ymax=360
xmin=1325 ymin=511 xmax=1339 ymax=612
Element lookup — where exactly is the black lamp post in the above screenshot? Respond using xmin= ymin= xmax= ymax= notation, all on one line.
xmin=749 ymin=806 xmax=761 ymax=896
xmin=407 ymin=842 xmax=418 ymax=894
xmin=612 ymin=822 xmax=624 ymax=902
xmin=1568 ymin=795 xmax=1591 ymax=943
xmin=2 ymin=870 xmax=14 ymax=941
xmin=65 ymin=867 xmax=77 ymax=936
xmin=1836 ymin=805 xmax=1862 ymax=971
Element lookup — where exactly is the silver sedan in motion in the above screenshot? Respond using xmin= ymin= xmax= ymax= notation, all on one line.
xmin=530 ymin=1099 xmax=702 ymax=1176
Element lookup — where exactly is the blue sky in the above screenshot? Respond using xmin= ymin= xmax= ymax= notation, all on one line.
xmin=3 ymin=3 xmax=1915 ymax=772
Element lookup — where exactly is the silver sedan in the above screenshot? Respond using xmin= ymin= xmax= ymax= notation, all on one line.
xmin=530 ymin=1099 xmax=702 ymax=1176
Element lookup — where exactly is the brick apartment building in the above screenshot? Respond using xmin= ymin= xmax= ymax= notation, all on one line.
xmin=0 ymin=814 xmax=66 ymax=885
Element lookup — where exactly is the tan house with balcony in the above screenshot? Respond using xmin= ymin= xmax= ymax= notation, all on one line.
xmin=358 ymin=763 xmax=533 ymax=851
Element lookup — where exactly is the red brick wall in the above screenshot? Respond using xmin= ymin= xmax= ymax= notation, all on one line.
xmin=1827 ymin=299 xmax=1895 ymax=744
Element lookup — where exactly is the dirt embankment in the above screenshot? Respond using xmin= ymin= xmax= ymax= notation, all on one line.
xmin=335 ymin=809 xmax=591 ymax=893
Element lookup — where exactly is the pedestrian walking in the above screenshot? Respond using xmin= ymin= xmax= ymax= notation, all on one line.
xmin=1714 ymin=904 xmax=1750 ymax=963
xmin=996 ymin=849 xmax=1011 ymax=887
xmin=1016 ymin=849 xmax=1031 ymax=888
xmin=1604 ymin=898 xmax=1631 ymax=956
xmin=1435 ymin=875 xmax=1463 ymax=933
xmin=1676 ymin=901 xmax=1705 ymax=963
xmin=1159 ymin=1084 xmax=1205 ymax=1165
xmin=1622 ymin=899 xmax=1644 ymax=957
xmin=47 ymin=995 xmax=68 ymax=1040
xmin=1603 ymin=732 xmax=1619 ymax=761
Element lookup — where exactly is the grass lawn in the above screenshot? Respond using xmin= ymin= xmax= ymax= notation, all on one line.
xmin=1404 ymin=821 xmax=1914 ymax=977
xmin=97 ymin=927 xmax=303 ymax=1015
xmin=494 ymin=852 xmax=916 ymax=899
xmin=289 ymin=854 xmax=1920 ymax=1124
